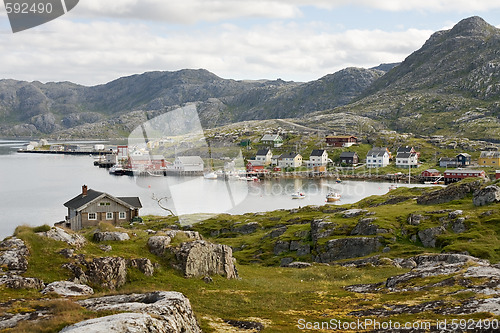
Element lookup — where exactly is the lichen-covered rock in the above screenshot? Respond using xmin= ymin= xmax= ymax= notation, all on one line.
xmin=273 ymin=241 xmax=290 ymax=255
xmin=350 ymin=218 xmax=379 ymax=235
xmin=37 ymin=227 xmax=86 ymax=248
xmin=473 ymin=185 xmax=500 ymax=206
xmin=93 ymin=231 xmax=130 ymax=242
xmin=147 ymin=236 xmax=172 ymax=256
xmin=310 ymin=219 xmax=335 ymax=242
xmin=418 ymin=226 xmax=446 ymax=248
xmin=0 ymin=274 xmax=45 ymax=289
xmin=68 ymin=291 xmax=202 ymax=333
xmin=233 ymin=222 xmax=259 ymax=234
xmin=170 ymin=240 xmax=238 ymax=279
xmin=287 ymin=262 xmax=312 ymax=269
xmin=42 ymin=281 xmax=94 ymax=296
xmin=65 ymin=257 xmax=128 ymax=290
xmin=417 ymin=179 xmax=483 ymax=205
xmin=407 ymin=214 xmax=426 ymax=226
xmin=0 ymin=237 xmax=29 ymax=273
xmin=163 ymin=230 xmax=201 ymax=241
xmin=315 ymin=237 xmax=383 ymax=263
xmin=342 ymin=209 xmax=368 ymax=218
xmin=128 ymin=258 xmax=154 ymax=277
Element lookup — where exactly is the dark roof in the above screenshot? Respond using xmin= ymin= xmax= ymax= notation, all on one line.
xmin=367 ymin=147 xmax=388 ymax=157
xmin=64 ymin=188 xmax=142 ymax=210
xmin=310 ymin=149 xmax=326 ymax=157
xmin=456 ymin=153 xmax=471 ymax=158
xmin=256 ymin=148 xmax=271 ymax=156
xmin=64 ymin=189 xmax=104 ymax=209
xmin=396 ymin=152 xmax=416 ymax=159
xmin=397 ymin=146 xmax=414 ymax=153
xmin=439 ymin=157 xmax=456 ymax=162
xmin=340 ymin=152 xmax=357 ymax=158
xmin=280 ymin=152 xmax=300 ymax=159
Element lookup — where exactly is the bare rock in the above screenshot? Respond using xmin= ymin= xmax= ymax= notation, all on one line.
xmin=473 ymin=185 xmax=500 ymax=206
xmin=0 ymin=237 xmax=29 ymax=273
xmin=418 ymin=226 xmax=446 ymax=248
xmin=315 ymin=237 xmax=383 ymax=263
xmin=42 ymin=281 xmax=94 ymax=296
xmin=269 ymin=226 xmax=287 ymax=238
xmin=342 ymin=209 xmax=368 ymax=218
xmin=225 ymin=319 xmax=264 ymax=332
xmin=99 ymin=245 xmax=112 ymax=252
xmin=407 ymin=214 xmax=426 ymax=226
xmin=128 ymin=258 xmax=154 ymax=276
xmin=310 ymin=219 xmax=335 ymax=242
xmin=417 ymin=179 xmax=483 ymax=205
xmin=351 ymin=218 xmax=379 ymax=235
xmin=37 ymin=227 xmax=86 ymax=248
xmin=273 ymin=240 xmax=290 ymax=255
xmin=71 ymin=291 xmax=201 ymax=333
xmin=93 ymin=231 xmax=130 ymax=242
xmin=287 ymin=262 xmax=312 ymax=269
xmin=59 ymin=249 xmax=75 ymax=258
xmin=0 ymin=274 xmax=45 ymax=289
xmin=65 ymin=257 xmax=128 ymax=290
xmin=233 ymin=222 xmax=260 ymax=234
xmin=163 ymin=230 xmax=201 ymax=241
xmin=170 ymin=240 xmax=238 ymax=279
xmin=451 ymin=218 xmax=467 ymax=233
xmin=147 ymin=236 xmax=172 ymax=256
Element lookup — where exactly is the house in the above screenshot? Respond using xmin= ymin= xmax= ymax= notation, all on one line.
xmin=439 ymin=157 xmax=458 ymax=168
xmin=396 ymin=152 xmax=418 ymax=168
xmin=456 ymin=153 xmax=471 ymax=167
xmin=443 ymin=169 xmax=486 ymax=185
xmin=325 ymin=135 xmax=358 ymax=147
xmin=260 ymin=134 xmax=283 ymax=148
xmin=366 ymin=147 xmax=390 ymax=168
xmin=308 ymin=149 xmax=328 ymax=167
xmin=172 ymin=156 xmax=204 ymax=172
xmin=63 ymin=185 xmax=142 ymax=231
xmin=339 ymin=152 xmax=359 ymax=166
xmin=129 ymin=155 xmax=167 ymax=171
xmin=255 ymin=148 xmax=272 ymax=165
xmin=421 ymin=169 xmax=441 ymax=178
xmin=397 ymin=146 xmax=416 ymax=154
xmin=239 ymin=139 xmax=251 ymax=147
xmin=278 ymin=153 xmax=303 ymax=168
xmin=246 ymin=160 xmax=265 ymax=172
xmin=496 ymin=170 xmax=500 ymax=180
xmin=271 ymin=154 xmax=281 ymax=166
xmin=479 ymin=151 xmax=500 ymax=167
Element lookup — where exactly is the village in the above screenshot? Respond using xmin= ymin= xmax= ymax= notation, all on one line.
xmin=18 ymin=132 xmax=500 ymax=185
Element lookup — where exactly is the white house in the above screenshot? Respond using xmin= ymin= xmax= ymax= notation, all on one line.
xmin=271 ymin=154 xmax=281 ymax=166
xmin=306 ymin=149 xmax=329 ymax=168
xmin=255 ymin=148 xmax=272 ymax=165
xmin=173 ymin=156 xmax=204 ymax=172
xmin=278 ymin=153 xmax=302 ymax=168
xmin=396 ymin=152 xmax=418 ymax=168
xmin=366 ymin=147 xmax=390 ymax=168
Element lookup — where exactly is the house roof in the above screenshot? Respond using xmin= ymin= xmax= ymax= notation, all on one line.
xmin=64 ymin=189 xmax=142 ymax=210
xmin=367 ymin=147 xmax=388 ymax=157
xmin=261 ymin=134 xmax=282 ymax=141
xmin=397 ymin=146 xmax=414 ymax=153
xmin=440 ymin=157 xmax=456 ymax=162
xmin=325 ymin=135 xmax=357 ymax=139
xmin=131 ymin=155 xmax=165 ymax=161
xmin=256 ymin=148 xmax=271 ymax=156
xmin=340 ymin=152 xmax=357 ymax=158
xmin=175 ymin=156 xmax=204 ymax=165
xmin=280 ymin=152 xmax=301 ymax=159
xmin=310 ymin=149 xmax=326 ymax=157
xmin=396 ymin=152 xmax=416 ymax=159
xmin=456 ymin=153 xmax=471 ymax=158
xmin=444 ymin=169 xmax=484 ymax=174
xmin=480 ymin=151 xmax=500 ymax=158
xmin=247 ymin=160 xmax=265 ymax=167
xmin=424 ymin=169 xmax=440 ymax=174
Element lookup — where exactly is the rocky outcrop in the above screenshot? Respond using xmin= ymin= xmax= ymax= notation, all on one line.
xmin=286 ymin=262 xmax=312 ymax=269
xmin=417 ymin=180 xmax=483 ymax=205
xmin=42 ymin=281 xmax=94 ymax=297
xmin=148 ymin=236 xmax=172 ymax=256
xmin=0 ymin=237 xmax=29 ymax=273
xmin=233 ymin=222 xmax=260 ymax=234
xmin=310 ymin=219 xmax=335 ymax=242
xmin=473 ymin=185 xmax=500 ymax=206
xmin=350 ymin=218 xmax=387 ymax=235
xmin=315 ymin=237 xmax=383 ymax=263
xmin=162 ymin=230 xmax=201 ymax=241
xmin=418 ymin=226 xmax=446 ymax=248
xmin=342 ymin=209 xmax=368 ymax=218
xmin=93 ymin=231 xmax=130 ymax=242
xmin=37 ymin=227 xmax=86 ymax=248
xmin=0 ymin=274 xmax=45 ymax=289
xmin=170 ymin=240 xmax=238 ymax=279
xmin=65 ymin=257 xmax=128 ymax=290
xmin=62 ymin=291 xmax=201 ymax=333
xmin=128 ymin=258 xmax=154 ymax=276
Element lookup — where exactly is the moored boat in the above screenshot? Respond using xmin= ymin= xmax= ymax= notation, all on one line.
xmin=204 ymin=172 xmax=218 ymax=179
xmin=291 ymin=192 xmax=306 ymax=199
xmin=326 ymin=192 xmax=341 ymax=202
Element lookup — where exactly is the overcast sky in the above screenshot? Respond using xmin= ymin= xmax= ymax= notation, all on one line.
xmin=1 ymin=0 xmax=499 ymax=86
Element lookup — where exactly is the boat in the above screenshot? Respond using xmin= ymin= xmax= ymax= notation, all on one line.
xmin=204 ymin=172 xmax=217 ymax=179
xmin=109 ymin=165 xmax=125 ymax=176
xmin=335 ymin=178 xmax=342 ymax=183
xmin=389 ymin=184 xmax=398 ymax=191
xmin=326 ymin=192 xmax=341 ymax=202
xmin=246 ymin=176 xmax=259 ymax=182
xmin=291 ymin=192 xmax=306 ymax=199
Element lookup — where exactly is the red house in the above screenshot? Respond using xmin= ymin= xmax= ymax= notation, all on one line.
xmin=444 ymin=169 xmax=486 ymax=185
xmin=325 ymin=135 xmax=358 ymax=147
xmin=246 ymin=161 xmax=265 ymax=172
xmin=421 ymin=169 xmax=441 ymax=177
xmin=128 ymin=155 xmax=167 ymax=171
xmin=496 ymin=170 xmax=500 ymax=180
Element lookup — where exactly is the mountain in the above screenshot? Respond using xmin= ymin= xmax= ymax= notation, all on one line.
xmin=0 ymin=65 xmax=382 ymax=138
xmin=302 ymin=16 xmax=500 ymax=140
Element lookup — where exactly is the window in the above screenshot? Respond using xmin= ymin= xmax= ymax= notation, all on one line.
xmin=88 ymin=213 xmax=97 ymax=220
xmin=99 ymin=202 xmax=110 ymax=206
xmin=106 ymin=212 xmax=113 ymax=220
xmin=119 ymin=212 xmax=126 ymax=219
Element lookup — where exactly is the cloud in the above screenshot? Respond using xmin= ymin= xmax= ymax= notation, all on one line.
xmin=0 ymin=18 xmax=433 ymax=85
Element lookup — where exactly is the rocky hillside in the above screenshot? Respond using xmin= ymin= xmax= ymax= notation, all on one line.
xmin=303 ymin=16 xmax=500 ymax=140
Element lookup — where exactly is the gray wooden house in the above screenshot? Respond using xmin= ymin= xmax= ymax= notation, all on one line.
xmin=63 ymin=185 xmax=142 ymax=231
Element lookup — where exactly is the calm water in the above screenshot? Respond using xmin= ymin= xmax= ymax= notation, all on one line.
xmin=0 ymin=140 xmax=425 ymax=239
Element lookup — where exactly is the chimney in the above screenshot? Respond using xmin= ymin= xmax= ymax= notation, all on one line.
xmin=82 ymin=185 xmax=88 ymax=196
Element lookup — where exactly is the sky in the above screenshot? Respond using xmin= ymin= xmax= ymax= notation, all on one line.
xmin=0 ymin=0 xmax=500 ymax=86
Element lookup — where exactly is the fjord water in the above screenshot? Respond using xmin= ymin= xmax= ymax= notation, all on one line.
xmin=0 ymin=140 xmax=420 ymax=239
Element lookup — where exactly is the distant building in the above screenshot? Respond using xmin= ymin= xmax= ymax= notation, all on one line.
xmin=439 ymin=157 xmax=458 ymax=168
xmin=63 ymin=185 xmax=142 ymax=231
xmin=255 ymin=148 xmax=272 ymax=165
xmin=339 ymin=152 xmax=359 ymax=166
xmin=239 ymin=139 xmax=251 ymax=147
xmin=496 ymin=170 xmax=500 ymax=180
xmin=479 ymin=151 xmax=500 ymax=167
xmin=421 ymin=169 xmax=441 ymax=178
xmin=366 ymin=147 xmax=390 ymax=168
xmin=325 ymin=135 xmax=358 ymax=147
xmin=396 ymin=152 xmax=418 ymax=168
xmin=173 ymin=156 xmax=204 ymax=172
xmin=456 ymin=153 xmax=472 ymax=167
xmin=308 ymin=149 xmax=328 ymax=167
xmin=271 ymin=154 xmax=281 ymax=166
xmin=246 ymin=160 xmax=265 ymax=172
xmin=129 ymin=155 xmax=167 ymax=171
xmin=278 ymin=153 xmax=303 ymax=168
xmin=443 ymin=169 xmax=486 ymax=185
xmin=260 ymin=134 xmax=283 ymax=148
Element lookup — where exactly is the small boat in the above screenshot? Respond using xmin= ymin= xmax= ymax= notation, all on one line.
xmin=335 ymin=178 xmax=342 ymax=183
xmin=204 ymin=172 xmax=217 ymax=179
xmin=326 ymin=192 xmax=341 ymax=202
xmin=291 ymin=192 xmax=306 ymax=199
xmin=246 ymin=176 xmax=259 ymax=181
xmin=389 ymin=184 xmax=398 ymax=191
xmin=109 ymin=165 xmax=125 ymax=176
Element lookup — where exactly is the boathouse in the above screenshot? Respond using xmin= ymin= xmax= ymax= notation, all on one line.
xmin=443 ymin=169 xmax=486 ymax=185
xmin=63 ymin=185 xmax=142 ymax=231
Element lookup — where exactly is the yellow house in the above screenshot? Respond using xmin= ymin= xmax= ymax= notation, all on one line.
xmin=479 ymin=151 xmax=500 ymax=167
